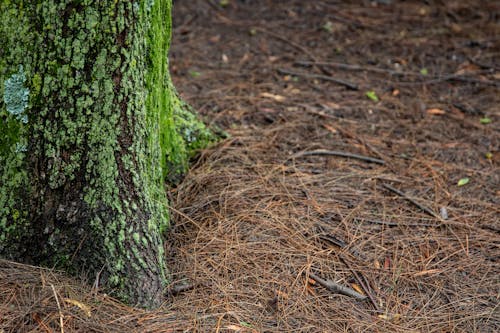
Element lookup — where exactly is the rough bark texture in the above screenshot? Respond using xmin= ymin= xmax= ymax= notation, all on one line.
xmin=0 ymin=1 xmax=213 ymax=308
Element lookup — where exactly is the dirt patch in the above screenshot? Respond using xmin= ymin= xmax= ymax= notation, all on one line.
xmin=1 ymin=0 xmax=499 ymax=332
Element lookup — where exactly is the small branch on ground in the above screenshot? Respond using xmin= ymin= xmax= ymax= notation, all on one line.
xmin=294 ymin=61 xmax=500 ymax=87
xmin=308 ymin=272 xmax=367 ymax=301
xmin=396 ymin=75 xmax=500 ymax=87
xmin=337 ymin=256 xmax=381 ymax=312
xmin=255 ymin=28 xmax=318 ymax=62
xmin=169 ymin=282 xmax=195 ymax=296
xmin=353 ymin=218 xmax=436 ymax=228
xmin=51 ymin=284 xmax=65 ymax=333
xmin=291 ymin=149 xmax=385 ymax=165
xmin=319 ymin=234 xmax=365 ymax=259
xmin=381 ymin=183 xmax=439 ymax=218
xmin=277 ymin=68 xmax=359 ymax=90
xmin=295 ymin=60 xmax=408 ymax=76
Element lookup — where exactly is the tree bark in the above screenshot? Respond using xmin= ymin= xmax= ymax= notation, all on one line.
xmin=0 ymin=1 xmax=212 ymax=308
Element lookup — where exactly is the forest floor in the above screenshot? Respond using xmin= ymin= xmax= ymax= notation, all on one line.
xmin=1 ymin=0 xmax=499 ymax=332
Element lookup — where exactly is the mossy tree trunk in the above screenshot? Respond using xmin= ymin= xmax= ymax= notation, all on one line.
xmin=0 ymin=1 xmax=212 ymax=308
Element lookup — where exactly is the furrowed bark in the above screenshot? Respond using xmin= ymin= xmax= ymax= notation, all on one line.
xmin=0 ymin=0 xmax=213 ymax=308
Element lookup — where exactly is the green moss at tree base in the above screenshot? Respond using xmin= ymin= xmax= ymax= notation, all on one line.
xmin=146 ymin=0 xmax=216 ymax=183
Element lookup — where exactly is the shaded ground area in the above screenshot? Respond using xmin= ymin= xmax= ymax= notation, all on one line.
xmin=1 ymin=1 xmax=499 ymax=332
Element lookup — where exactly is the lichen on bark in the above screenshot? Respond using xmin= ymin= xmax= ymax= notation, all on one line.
xmin=0 ymin=0 xmax=213 ymax=308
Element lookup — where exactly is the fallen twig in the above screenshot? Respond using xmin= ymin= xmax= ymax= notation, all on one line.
xmin=295 ymin=61 xmax=500 ymax=87
xmin=169 ymin=282 xmax=195 ymax=295
xmin=255 ymin=28 xmax=318 ymax=63
xmin=291 ymin=149 xmax=385 ymax=165
xmin=277 ymin=68 xmax=359 ymax=90
xmin=319 ymin=234 xmax=364 ymax=259
xmin=452 ymin=102 xmax=481 ymax=116
xmin=337 ymin=257 xmax=380 ymax=312
xmin=51 ymin=284 xmax=65 ymax=333
xmin=295 ymin=60 xmax=406 ymax=76
xmin=382 ymin=183 xmax=439 ymax=218
xmin=308 ymin=272 xmax=367 ymax=301
xmin=316 ymin=230 xmax=379 ymax=310
xmin=396 ymin=75 xmax=500 ymax=87
xmin=354 ymin=218 xmax=437 ymax=227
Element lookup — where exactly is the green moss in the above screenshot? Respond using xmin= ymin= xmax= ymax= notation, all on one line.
xmin=132 ymin=232 xmax=141 ymax=244
xmin=0 ymin=2 xmax=31 ymax=250
xmin=145 ymin=0 xmax=216 ymax=184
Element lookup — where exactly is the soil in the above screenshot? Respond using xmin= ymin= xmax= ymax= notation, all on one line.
xmin=1 ymin=1 xmax=499 ymax=332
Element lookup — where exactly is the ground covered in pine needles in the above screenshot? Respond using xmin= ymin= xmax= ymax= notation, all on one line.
xmin=1 ymin=1 xmax=499 ymax=332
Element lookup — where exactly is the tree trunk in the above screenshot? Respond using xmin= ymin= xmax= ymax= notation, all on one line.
xmin=0 ymin=1 xmax=212 ymax=308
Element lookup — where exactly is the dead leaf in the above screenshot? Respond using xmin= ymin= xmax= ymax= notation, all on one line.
xmin=450 ymin=23 xmax=462 ymax=33
xmin=455 ymin=62 xmax=480 ymax=75
xmin=226 ymin=325 xmax=244 ymax=332
xmin=306 ymin=277 xmax=316 ymax=295
xmin=276 ymin=290 xmax=289 ymax=299
xmin=323 ymin=124 xmax=338 ymax=134
xmin=398 ymin=58 xmax=408 ymax=66
xmin=209 ymin=35 xmax=221 ymax=43
xmin=351 ymin=283 xmax=365 ymax=295
xmin=268 ymin=56 xmax=280 ymax=63
xmin=384 ymin=256 xmax=391 ymax=270
xmin=64 ymin=298 xmax=91 ymax=317
xmin=225 ymin=325 xmax=260 ymax=333
xmin=426 ymin=108 xmax=446 ymax=115
xmin=239 ymin=53 xmax=251 ymax=65
xmin=323 ymin=101 xmax=341 ymax=109
xmin=419 ymin=7 xmax=428 ymax=15
xmin=442 ymin=142 xmax=459 ymax=148
xmin=413 ymin=269 xmax=442 ymax=277
xmin=378 ymin=313 xmax=401 ymax=323
xmin=306 ymin=283 xmax=316 ymax=296
xmin=260 ymin=92 xmax=286 ymax=102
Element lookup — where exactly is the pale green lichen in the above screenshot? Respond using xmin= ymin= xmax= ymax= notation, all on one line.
xmin=3 ymin=65 xmax=29 ymax=124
